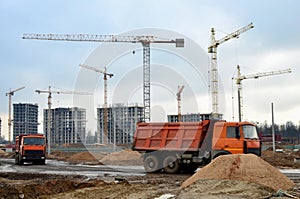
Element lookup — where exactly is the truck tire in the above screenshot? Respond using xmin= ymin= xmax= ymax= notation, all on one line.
xmin=163 ymin=155 xmax=181 ymax=174
xmin=18 ymin=154 xmax=24 ymax=165
xmin=144 ymin=155 xmax=160 ymax=173
xmin=15 ymin=154 xmax=19 ymax=165
xmin=39 ymin=159 xmax=46 ymax=165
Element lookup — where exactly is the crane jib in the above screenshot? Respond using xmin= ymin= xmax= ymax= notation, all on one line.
xmin=22 ymin=34 xmax=184 ymax=46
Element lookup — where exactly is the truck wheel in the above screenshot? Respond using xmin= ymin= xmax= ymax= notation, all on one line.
xmin=15 ymin=155 xmax=19 ymax=165
xmin=144 ymin=155 xmax=160 ymax=173
xmin=18 ymin=154 xmax=24 ymax=165
xmin=40 ymin=159 xmax=46 ymax=165
xmin=163 ymin=155 xmax=181 ymax=174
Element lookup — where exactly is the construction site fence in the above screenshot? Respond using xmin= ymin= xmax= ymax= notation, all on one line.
xmin=51 ymin=146 xmax=131 ymax=153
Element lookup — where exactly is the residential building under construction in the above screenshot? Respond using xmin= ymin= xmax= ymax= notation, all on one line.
xmin=167 ymin=113 xmax=223 ymax=122
xmin=44 ymin=107 xmax=86 ymax=146
xmin=13 ymin=103 xmax=39 ymax=141
xmin=97 ymin=104 xmax=144 ymax=145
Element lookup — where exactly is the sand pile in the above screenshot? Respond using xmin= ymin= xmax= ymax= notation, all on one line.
xmin=67 ymin=152 xmax=105 ymax=163
xmin=100 ymin=150 xmax=142 ymax=166
xmin=50 ymin=150 xmax=142 ymax=165
xmin=181 ymin=154 xmax=294 ymax=191
xmin=0 ymin=149 xmax=6 ymax=154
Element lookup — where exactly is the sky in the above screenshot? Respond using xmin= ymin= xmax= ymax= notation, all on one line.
xmin=1 ymin=0 xmax=300 ymax=139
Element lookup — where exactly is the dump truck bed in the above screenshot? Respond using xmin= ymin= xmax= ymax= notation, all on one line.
xmin=133 ymin=120 xmax=210 ymax=151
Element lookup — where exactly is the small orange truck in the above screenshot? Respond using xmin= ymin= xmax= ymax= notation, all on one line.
xmin=133 ymin=120 xmax=261 ymax=173
xmin=15 ymin=134 xmax=46 ymax=165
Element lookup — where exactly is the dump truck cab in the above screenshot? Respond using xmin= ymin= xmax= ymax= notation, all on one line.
xmin=15 ymin=134 xmax=46 ymax=165
xmin=211 ymin=121 xmax=261 ymax=159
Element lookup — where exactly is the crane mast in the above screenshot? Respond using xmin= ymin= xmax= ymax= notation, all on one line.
xmin=176 ymin=85 xmax=185 ymax=122
xmin=36 ymin=86 xmax=91 ymax=154
xmin=6 ymin=86 xmax=25 ymax=143
xmin=23 ymin=33 xmax=184 ymax=122
xmin=208 ymin=23 xmax=254 ymax=118
xmin=79 ymin=64 xmax=113 ymax=144
xmin=233 ymin=65 xmax=292 ymax=121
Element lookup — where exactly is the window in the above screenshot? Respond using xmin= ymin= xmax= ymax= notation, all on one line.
xmin=23 ymin=137 xmax=45 ymax=145
xmin=226 ymin=126 xmax=237 ymax=138
xmin=242 ymin=125 xmax=258 ymax=139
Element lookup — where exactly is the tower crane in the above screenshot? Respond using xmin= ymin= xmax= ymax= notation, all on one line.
xmin=208 ymin=23 xmax=254 ymax=118
xmin=22 ymin=33 xmax=184 ymax=122
xmin=6 ymin=86 xmax=25 ymax=143
xmin=79 ymin=64 xmax=113 ymax=144
xmin=36 ymin=86 xmax=91 ymax=154
xmin=176 ymin=85 xmax=185 ymax=122
xmin=233 ymin=65 xmax=292 ymax=122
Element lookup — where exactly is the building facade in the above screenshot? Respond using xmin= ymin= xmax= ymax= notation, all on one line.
xmin=167 ymin=113 xmax=223 ymax=122
xmin=44 ymin=107 xmax=86 ymax=146
xmin=97 ymin=104 xmax=144 ymax=145
xmin=13 ymin=103 xmax=39 ymax=141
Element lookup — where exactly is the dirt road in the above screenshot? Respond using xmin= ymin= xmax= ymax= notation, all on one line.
xmin=0 ymin=158 xmax=144 ymax=178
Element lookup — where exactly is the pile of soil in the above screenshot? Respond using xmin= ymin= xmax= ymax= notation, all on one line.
xmin=179 ymin=179 xmax=274 ymax=199
xmin=48 ymin=151 xmax=76 ymax=161
xmin=262 ymin=150 xmax=300 ymax=168
xmin=0 ymin=151 xmax=14 ymax=159
xmin=50 ymin=150 xmax=143 ymax=166
xmin=100 ymin=150 xmax=143 ymax=166
xmin=181 ymin=154 xmax=294 ymax=191
xmin=0 ymin=173 xmax=106 ymax=199
xmin=67 ymin=152 xmax=105 ymax=164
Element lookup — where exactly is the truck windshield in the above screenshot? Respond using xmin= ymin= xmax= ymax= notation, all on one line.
xmin=23 ymin=137 xmax=45 ymax=145
xmin=242 ymin=125 xmax=259 ymax=139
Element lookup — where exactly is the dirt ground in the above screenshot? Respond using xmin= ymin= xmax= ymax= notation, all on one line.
xmin=0 ymin=149 xmax=300 ymax=199
xmin=0 ymin=172 xmax=299 ymax=199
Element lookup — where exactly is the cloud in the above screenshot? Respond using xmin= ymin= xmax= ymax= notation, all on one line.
xmin=1 ymin=0 xmax=300 ymax=135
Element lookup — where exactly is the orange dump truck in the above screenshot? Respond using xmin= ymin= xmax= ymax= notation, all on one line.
xmin=15 ymin=134 xmax=46 ymax=165
xmin=133 ymin=120 xmax=261 ymax=173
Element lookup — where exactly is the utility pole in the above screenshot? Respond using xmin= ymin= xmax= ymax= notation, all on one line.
xmin=6 ymin=86 xmax=25 ymax=143
xmin=271 ymin=103 xmax=275 ymax=153
xmin=208 ymin=23 xmax=254 ymax=118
